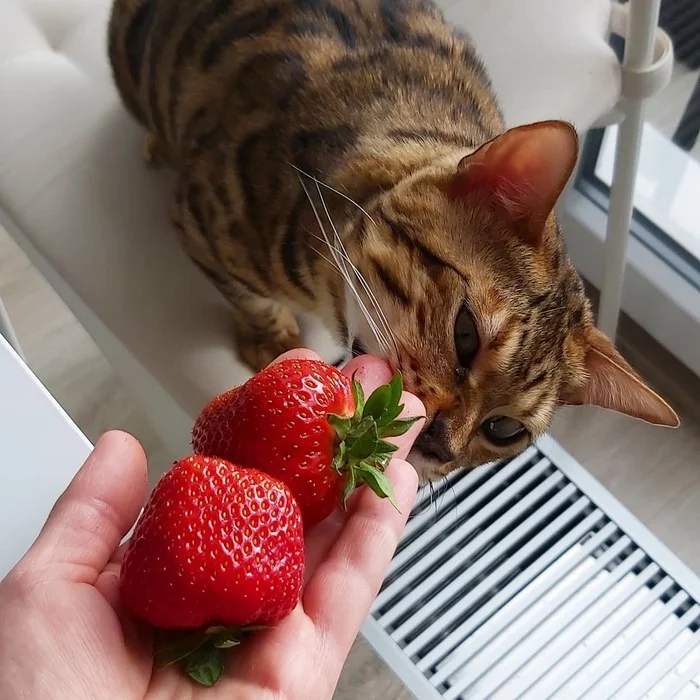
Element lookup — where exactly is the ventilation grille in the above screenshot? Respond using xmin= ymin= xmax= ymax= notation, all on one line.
xmin=364 ymin=437 xmax=700 ymax=700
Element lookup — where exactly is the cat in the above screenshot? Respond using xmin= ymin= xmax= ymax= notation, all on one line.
xmin=108 ymin=0 xmax=679 ymax=479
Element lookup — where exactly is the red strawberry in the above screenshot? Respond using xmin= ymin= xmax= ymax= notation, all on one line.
xmin=120 ymin=455 xmax=304 ymax=685
xmin=192 ymin=359 xmax=417 ymax=526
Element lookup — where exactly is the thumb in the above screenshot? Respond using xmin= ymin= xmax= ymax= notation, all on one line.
xmin=17 ymin=431 xmax=148 ymax=583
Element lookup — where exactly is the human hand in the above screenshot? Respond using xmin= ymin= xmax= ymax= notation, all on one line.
xmin=0 ymin=350 xmax=424 ymax=699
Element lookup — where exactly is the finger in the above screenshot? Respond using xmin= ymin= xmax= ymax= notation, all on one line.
xmin=303 ymin=458 xmax=418 ymax=651
xmin=341 ymin=354 xmax=392 ymax=394
xmin=95 ymin=561 xmax=154 ymax=662
xmin=95 ymin=563 xmax=121 ymax=608
xmin=302 ymin=476 xmax=397 ymax=583
xmin=269 ymin=348 xmax=322 ymax=366
xmin=303 ymin=510 xmax=345 ymax=583
xmin=94 ymin=541 xmax=127 ymax=606
xmin=109 ymin=541 xmax=129 ymax=566
xmin=394 ymin=391 xmax=426 ymax=460
xmin=302 ymin=399 xmax=422 ymax=580
xmin=20 ymin=431 xmax=148 ymax=583
xmin=302 ymin=356 xmax=423 ymax=578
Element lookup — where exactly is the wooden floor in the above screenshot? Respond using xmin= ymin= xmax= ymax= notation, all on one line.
xmin=2 ymin=220 xmax=700 ymax=698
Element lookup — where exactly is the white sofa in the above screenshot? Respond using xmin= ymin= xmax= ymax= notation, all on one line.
xmin=0 ymin=0 xmax=621 ymax=454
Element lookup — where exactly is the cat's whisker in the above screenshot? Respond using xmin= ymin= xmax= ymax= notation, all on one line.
xmin=307 ymin=180 xmax=391 ymax=353
xmin=537 ymin=306 xmax=567 ymax=317
xmin=449 ymin=478 xmax=459 ymax=523
xmin=307 ymin=229 xmax=390 ymax=351
xmin=533 ymin=302 xmax=568 ymax=319
xmin=311 ymin=180 xmax=400 ymax=356
xmin=430 ymin=481 xmax=440 ymax=523
xmin=306 ymin=224 xmax=400 ymax=358
xmin=288 ymin=163 xmax=376 ymax=225
xmin=297 ymin=176 xmax=390 ymax=352
xmin=338 ymin=254 xmax=401 ymax=356
xmin=307 ymin=244 xmax=343 ymax=278
xmin=293 ymin=171 xmax=394 ymax=351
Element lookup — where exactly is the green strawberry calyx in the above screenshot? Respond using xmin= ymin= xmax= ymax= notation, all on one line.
xmin=327 ymin=372 xmax=421 ymax=508
xmin=154 ymin=624 xmax=267 ymax=686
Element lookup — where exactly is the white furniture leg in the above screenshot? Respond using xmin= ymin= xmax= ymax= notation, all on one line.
xmin=598 ymin=0 xmax=665 ymax=338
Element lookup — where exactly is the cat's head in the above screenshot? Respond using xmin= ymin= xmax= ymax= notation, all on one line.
xmin=344 ymin=120 xmax=679 ymax=479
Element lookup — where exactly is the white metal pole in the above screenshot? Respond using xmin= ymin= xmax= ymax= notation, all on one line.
xmin=598 ymin=0 xmax=662 ymax=338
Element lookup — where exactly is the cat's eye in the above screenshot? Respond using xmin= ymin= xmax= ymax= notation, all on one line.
xmin=481 ymin=416 xmax=527 ymax=446
xmin=454 ymin=305 xmax=479 ymax=369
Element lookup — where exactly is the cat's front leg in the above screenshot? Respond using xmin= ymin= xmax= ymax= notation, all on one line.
xmin=185 ymin=250 xmax=303 ymax=370
xmin=185 ymin=252 xmax=303 ymax=371
xmin=232 ymin=293 xmax=302 ymax=371
xmin=176 ymin=173 xmax=305 ymax=370
xmin=142 ymin=131 xmax=172 ymax=169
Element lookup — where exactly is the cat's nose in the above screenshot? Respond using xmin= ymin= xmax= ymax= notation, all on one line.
xmin=414 ymin=413 xmax=455 ymax=463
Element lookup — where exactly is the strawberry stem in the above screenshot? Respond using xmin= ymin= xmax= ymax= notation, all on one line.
xmin=154 ymin=624 xmax=266 ymax=686
xmin=186 ymin=646 xmax=223 ymax=686
xmin=328 ymin=372 xmax=422 ymax=508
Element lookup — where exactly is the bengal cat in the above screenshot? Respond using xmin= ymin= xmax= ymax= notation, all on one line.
xmin=108 ymin=0 xmax=678 ymax=479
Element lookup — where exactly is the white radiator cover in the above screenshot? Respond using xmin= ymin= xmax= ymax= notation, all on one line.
xmin=363 ymin=436 xmax=700 ymax=700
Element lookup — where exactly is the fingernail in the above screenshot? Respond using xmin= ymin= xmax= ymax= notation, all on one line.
xmin=268 ymin=349 xmax=322 ymax=367
xmin=342 ymin=355 xmax=392 ymax=395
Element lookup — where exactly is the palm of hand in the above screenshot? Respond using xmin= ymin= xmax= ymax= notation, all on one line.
xmin=1 ymin=565 xmax=149 ymax=698
xmin=2 ymin=474 xmax=413 ymax=700
xmin=0 ymin=353 xmax=422 ymax=700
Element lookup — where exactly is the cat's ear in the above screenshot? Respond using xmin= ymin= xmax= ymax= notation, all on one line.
xmin=561 ymin=326 xmax=679 ymax=427
xmin=452 ymin=120 xmax=579 ymax=246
